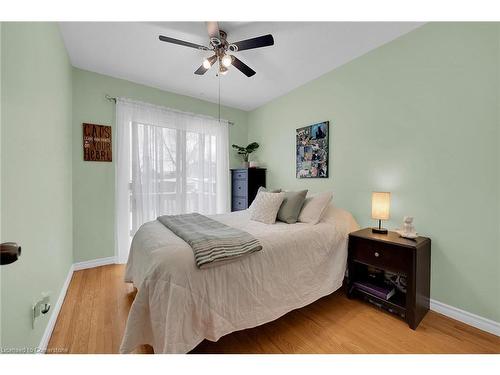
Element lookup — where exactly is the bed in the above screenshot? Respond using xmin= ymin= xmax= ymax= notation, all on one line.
xmin=119 ymin=204 xmax=359 ymax=353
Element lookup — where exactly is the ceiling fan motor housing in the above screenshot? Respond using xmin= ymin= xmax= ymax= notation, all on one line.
xmin=211 ymin=30 xmax=228 ymax=50
xmin=210 ymin=37 xmax=222 ymax=47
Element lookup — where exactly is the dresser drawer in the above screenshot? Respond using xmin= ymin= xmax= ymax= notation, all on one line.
xmin=232 ymin=170 xmax=248 ymax=180
xmin=350 ymin=238 xmax=411 ymax=273
xmin=232 ymin=197 xmax=248 ymax=211
xmin=232 ymin=179 xmax=247 ymax=197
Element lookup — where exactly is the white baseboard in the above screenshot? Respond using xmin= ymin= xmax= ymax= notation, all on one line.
xmin=430 ymin=299 xmax=500 ymax=337
xmin=73 ymin=256 xmax=116 ymax=271
xmin=38 ymin=264 xmax=74 ymax=353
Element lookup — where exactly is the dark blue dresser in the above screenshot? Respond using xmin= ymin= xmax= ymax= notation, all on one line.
xmin=231 ymin=168 xmax=266 ymax=211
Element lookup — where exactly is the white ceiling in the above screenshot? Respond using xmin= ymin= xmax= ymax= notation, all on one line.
xmin=59 ymin=22 xmax=423 ymax=111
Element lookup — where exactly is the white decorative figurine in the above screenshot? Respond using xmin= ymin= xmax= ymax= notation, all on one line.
xmin=396 ymin=216 xmax=418 ymax=239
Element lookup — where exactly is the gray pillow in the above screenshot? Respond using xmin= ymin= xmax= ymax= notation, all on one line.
xmin=277 ymin=190 xmax=308 ymax=224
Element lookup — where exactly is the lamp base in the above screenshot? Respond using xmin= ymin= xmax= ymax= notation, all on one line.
xmin=372 ymin=227 xmax=388 ymax=234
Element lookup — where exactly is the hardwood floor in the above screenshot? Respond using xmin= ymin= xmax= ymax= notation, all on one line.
xmin=47 ymin=264 xmax=500 ymax=354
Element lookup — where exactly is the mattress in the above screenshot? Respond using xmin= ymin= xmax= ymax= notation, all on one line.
xmin=120 ymin=205 xmax=359 ymax=353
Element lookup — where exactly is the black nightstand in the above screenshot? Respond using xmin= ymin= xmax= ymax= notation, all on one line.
xmin=347 ymin=228 xmax=431 ymax=329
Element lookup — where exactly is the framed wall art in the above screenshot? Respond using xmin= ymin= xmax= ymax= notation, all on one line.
xmin=83 ymin=123 xmax=112 ymax=162
xmin=296 ymin=121 xmax=329 ymax=178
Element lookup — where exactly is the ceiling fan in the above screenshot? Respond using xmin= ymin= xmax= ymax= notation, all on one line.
xmin=158 ymin=22 xmax=274 ymax=77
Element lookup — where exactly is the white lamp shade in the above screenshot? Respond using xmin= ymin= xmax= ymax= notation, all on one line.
xmin=371 ymin=192 xmax=391 ymax=220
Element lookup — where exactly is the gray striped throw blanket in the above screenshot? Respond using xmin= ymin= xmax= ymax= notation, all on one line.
xmin=157 ymin=213 xmax=262 ymax=269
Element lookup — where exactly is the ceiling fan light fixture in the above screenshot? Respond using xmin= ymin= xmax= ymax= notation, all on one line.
xmin=221 ymin=54 xmax=232 ymax=68
xmin=219 ymin=65 xmax=228 ymax=75
xmin=202 ymin=58 xmax=213 ymax=69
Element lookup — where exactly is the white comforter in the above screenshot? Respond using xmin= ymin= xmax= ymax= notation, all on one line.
xmin=120 ymin=205 xmax=359 ymax=353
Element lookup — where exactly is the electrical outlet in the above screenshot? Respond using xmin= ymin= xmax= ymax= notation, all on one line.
xmin=32 ymin=292 xmax=51 ymax=329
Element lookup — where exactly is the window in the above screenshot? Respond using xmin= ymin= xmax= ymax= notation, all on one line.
xmin=116 ymin=98 xmax=229 ymax=263
xmin=129 ymin=122 xmax=220 ymax=235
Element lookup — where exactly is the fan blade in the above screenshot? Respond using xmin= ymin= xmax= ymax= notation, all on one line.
xmin=194 ymin=65 xmax=208 ymax=75
xmin=159 ymin=35 xmax=209 ymax=51
xmin=231 ymin=34 xmax=274 ymax=52
xmin=206 ymin=22 xmax=220 ymax=39
xmin=231 ymin=56 xmax=256 ymax=77
xmin=194 ymin=54 xmax=217 ymax=75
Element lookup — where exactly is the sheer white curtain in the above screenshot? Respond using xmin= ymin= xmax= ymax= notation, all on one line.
xmin=115 ymin=98 xmax=229 ymax=263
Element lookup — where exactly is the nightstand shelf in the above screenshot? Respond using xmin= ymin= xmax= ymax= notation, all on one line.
xmin=347 ymin=228 xmax=431 ymax=329
xmin=350 ymin=286 xmax=406 ymax=318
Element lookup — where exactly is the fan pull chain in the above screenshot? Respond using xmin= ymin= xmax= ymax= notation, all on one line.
xmin=218 ymin=60 xmax=221 ymax=125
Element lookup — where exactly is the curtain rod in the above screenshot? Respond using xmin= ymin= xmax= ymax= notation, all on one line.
xmin=105 ymin=95 xmax=235 ymax=126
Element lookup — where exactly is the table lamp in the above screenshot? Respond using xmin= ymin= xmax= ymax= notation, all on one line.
xmin=371 ymin=192 xmax=390 ymax=234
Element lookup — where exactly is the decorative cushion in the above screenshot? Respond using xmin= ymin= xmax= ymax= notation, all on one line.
xmin=277 ymin=190 xmax=308 ymax=224
xmin=257 ymin=186 xmax=282 ymax=194
xmin=298 ymin=191 xmax=333 ymax=224
xmin=248 ymin=186 xmax=281 ymax=212
xmin=250 ymin=191 xmax=286 ymax=224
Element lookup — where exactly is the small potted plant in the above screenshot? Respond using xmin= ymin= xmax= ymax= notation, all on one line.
xmin=232 ymin=142 xmax=259 ymax=168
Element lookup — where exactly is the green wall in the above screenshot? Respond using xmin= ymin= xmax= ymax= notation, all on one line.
xmin=72 ymin=68 xmax=248 ymax=262
xmin=248 ymin=23 xmax=500 ymax=321
xmin=1 ymin=23 xmax=73 ymax=349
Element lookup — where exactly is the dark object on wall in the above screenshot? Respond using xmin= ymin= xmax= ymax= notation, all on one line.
xmin=231 ymin=168 xmax=266 ymax=211
xmin=83 ymin=123 xmax=112 ymax=162
xmin=296 ymin=121 xmax=329 ymax=178
xmin=1 ymin=242 xmax=21 ymax=265
xmin=347 ymin=228 xmax=431 ymax=330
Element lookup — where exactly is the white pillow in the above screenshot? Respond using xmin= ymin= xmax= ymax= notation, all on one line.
xmin=321 ymin=203 xmax=360 ymax=233
xmin=298 ymin=191 xmax=333 ymax=224
xmin=250 ymin=191 xmax=286 ymax=224
xmin=248 ymin=187 xmax=281 ymax=212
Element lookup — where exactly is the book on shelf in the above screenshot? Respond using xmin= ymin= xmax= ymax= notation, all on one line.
xmin=352 ymin=281 xmax=395 ymax=300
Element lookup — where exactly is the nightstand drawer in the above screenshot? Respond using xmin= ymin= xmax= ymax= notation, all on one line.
xmin=232 ymin=170 xmax=248 ymax=180
xmin=232 ymin=179 xmax=247 ymax=197
xmin=232 ymin=197 xmax=247 ymax=211
xmin=350 ymin=238 xmax=411 ymax=273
